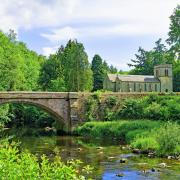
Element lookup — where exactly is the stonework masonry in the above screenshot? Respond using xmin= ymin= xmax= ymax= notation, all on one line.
xmin=0 ymin=92 xmax=179 ymax=132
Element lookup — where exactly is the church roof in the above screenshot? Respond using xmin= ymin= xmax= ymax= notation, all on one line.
xmin=107 ymin=74 xmax=160 ymax=83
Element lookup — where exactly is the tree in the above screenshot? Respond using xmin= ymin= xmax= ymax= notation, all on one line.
xmin=39 ymin=53 xmax=65 ymax=91
xmin=91 ymin=54 xmax=104 ymax=91
xmin=61 ymin=40 xmax=93 ymax=91
xmin=128 ymin=47 xmax=152 ymax=75
xmin=167 ymin=5 xmax=180 ymax=59
xmin=173 ymin=60 xmax=180 ymax=91
xmin=109 ymin=65 xmax=118 ymax=73
xmin=128 ymin=39 xmax=168 ymax=75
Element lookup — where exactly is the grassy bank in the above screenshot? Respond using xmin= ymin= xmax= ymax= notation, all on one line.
xmin=75 ymin=120 xmax=180 ymax=156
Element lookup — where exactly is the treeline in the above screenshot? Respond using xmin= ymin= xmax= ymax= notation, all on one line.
xmin=0 ymin=5 xmax=179 ymax=129
xmin=128 ymin=5 xmax=180 ymax=92
xmin=0 ymin=30 xmax=117 ymax=129
xmin=0 ymin=5 xmax=179 ymax=93
xmin=39 ymin=41 xmax=118 ymax=92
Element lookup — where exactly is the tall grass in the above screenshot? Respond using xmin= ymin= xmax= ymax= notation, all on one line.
xmin=75 ymin=120 xmax=161 ymax=142
xmin=75 ymin=120 xmax=180 ymax=156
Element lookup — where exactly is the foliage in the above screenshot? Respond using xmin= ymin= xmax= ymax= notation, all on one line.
xmin=128 ymin=6 xmax=180 ymax=91
xmin=75 ymin=120 xmax=161 ymax=141
xmin=156 ymin=122 xmax=180 ymax=156
xmin=85 ymin=95 xmax=100 ymax=121
xmin=61 ymin=40 xmax=93 ymax=91
xmin=91 ymin=54 xmax=104 ymax=91
xmin=119 ymin=99 xmax=144 ymax=119
xmin=118 ymin=94 xmax=180 ymax=121
xmin=39 ymin=40 xmax=93 ymax=92
xmin=131 ymin=136 xmax=158 ymax=150
xmin=132 ymin=122 xmax=180 ymax=156
xmin=0 ymin=141 xmax=93 ymax=179
xmin=7 ymin=104 xmax=56 ymax=129
xmin=167 ymin=5 xmax=180 ymax=59
xmin=76 ymin=120 xmax=180 ymax=156
xmin=84 ymin=94 xmax=120 ymax=121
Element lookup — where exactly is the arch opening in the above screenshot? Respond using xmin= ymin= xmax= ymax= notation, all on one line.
xmin=0 ymin=100 xmax=68 ymax=137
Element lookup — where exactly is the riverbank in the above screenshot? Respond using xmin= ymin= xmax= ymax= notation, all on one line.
xmin=74 ymin=120 xmax=180 ymax=158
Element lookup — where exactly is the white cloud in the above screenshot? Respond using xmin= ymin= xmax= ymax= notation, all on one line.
xmin=0 ymin=0 xmax=179 ymax=65
xmin=0 ymin=0 xmax=179 ymax=33
xmin=41 ymin=22 xmax=170 ymax=43
xmin=42 ymin=46 xmax=58 ymax=57
xmin=41 ymin=27 xmax=78 ymax=42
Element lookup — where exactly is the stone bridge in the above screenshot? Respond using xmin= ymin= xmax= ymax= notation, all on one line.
xmin=0 ymin=92 xmax=179 ymax=132
xmin=0 ymin=92 xmax=79 ymax=132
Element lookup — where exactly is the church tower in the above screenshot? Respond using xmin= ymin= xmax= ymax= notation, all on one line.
xmin=154 ymin=64 xmax=173 ymax=92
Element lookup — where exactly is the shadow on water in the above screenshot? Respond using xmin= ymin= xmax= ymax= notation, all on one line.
xmin=18 ymin=136 xmax=180 ymax=180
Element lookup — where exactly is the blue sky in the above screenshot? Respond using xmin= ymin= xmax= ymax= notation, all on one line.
xmin=0 ymin=0 xmax=179 ymax=70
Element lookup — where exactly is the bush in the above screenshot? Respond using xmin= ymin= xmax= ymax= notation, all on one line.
xmin=131 ymin=136 xmax=158 ymax=150
xmin=85 ymin=96 xmax=99 ymax=121
xmin=118 ymin=99 xmax=144 ymax=119
xmin=144 ymin=102 xmax=170 ymax=120
xmin=105 ymin=96 xmax=118 ymax=108
xmin=156 ymin=122 xmax=180 ymax=156
xmin=131 ymin=122 xmax=180 ymax=156
xmin=0 ymin=141 xmax=93 ymax=179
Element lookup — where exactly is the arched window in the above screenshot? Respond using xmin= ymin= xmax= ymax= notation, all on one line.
xmin=165 ymin=69 xmax=169 ymax=76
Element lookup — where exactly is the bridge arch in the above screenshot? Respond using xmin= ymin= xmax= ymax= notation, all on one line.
xmin=0 ymin=92 xmax=80 ymax=132
xmin=0 ymin=99 xmax=66 ymax=125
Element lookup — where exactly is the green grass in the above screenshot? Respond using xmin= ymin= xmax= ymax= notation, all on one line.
xmin=75 ymin=120 xmax=180 ymax=156
xmin=75 ymin=120 xmax=161 ymax=141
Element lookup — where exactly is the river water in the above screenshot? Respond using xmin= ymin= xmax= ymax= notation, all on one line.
xmin=19 ymin=136 xmax=180 ymax=180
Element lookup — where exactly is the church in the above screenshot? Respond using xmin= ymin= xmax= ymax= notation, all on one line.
xmin=103 ymin=64 xmax=173 ymax=93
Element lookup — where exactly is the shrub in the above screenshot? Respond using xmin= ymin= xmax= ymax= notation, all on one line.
xmin=105 ymin=96 xmax=118 ymax=108
xmin=118 ymin=99 xmax=144 ymax=119
xmin=144 ymin=102 xmax=170 ymax=120
xmin=167 ymin=100 xmax=180 ymax=121
xmin=146 ymin=93 xmax=159 ymax=104
xmin=85 ymin=96 xmax=99 ymax=121
xmin=131 ymin=136 xmax=158 ymax=150
xmin=156 ymin=122 xmax=180 ymax=156
xmin=0 ymin=141 xmax=93 ymax=179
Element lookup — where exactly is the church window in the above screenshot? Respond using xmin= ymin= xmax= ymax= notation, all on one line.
xmin=165 ymin=69 xmax=169 ymax=76
xmin=144 ymin=84 xmax=147 ymax=91
xmin=134 ymin=83 xmax=136 ymax=91
xmin=149 ymin=84 xmax=152 ymax=92
xmin=155 ymin=84 xmax=157 ymax=91
xmin=156 ymin=70 xmax=159 ymax=76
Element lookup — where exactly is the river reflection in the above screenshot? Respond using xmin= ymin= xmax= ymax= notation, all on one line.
xmin=19 ymin=136 xmax=180 ymax=180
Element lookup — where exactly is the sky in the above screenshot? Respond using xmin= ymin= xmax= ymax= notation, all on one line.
xmin=0 ymin=0 xmax=179 ymax=70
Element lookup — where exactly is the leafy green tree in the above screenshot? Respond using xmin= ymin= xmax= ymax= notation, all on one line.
xmin=128 ymin=39 xmax=168 ymax=75
xmin=91 ymin=54 xmax=104 ymax=91
xmin=173 ymin=60 xmax=180 ymax=91
xmin=167 ymin=5 xmax=180 ymax=59
xmin=39 ymin=52 xmax=65 ymax=91
xmin=0 ymin=30 xmax=46 ymax=128
xmin=166 ymin=5 xmax=180 ymax=91
xmin=61 ymin=40 xmax=93 ymax=91
xmin=128 ymin=47 xmax=152 ymax=75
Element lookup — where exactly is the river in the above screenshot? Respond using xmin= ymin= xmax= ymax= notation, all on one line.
xmin=18 ymin=136 xmax=180 ymax=180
